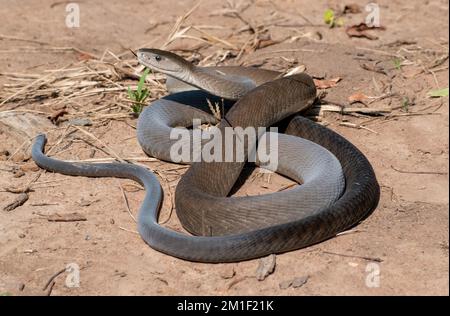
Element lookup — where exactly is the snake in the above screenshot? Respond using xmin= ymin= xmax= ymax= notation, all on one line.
xmin=32 ymin=48 xmax=380 ymax=262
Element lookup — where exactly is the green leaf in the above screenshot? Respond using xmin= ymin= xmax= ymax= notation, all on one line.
xmin=132 ymin=104 xmax=143 ymax=116
xmin=393 ymin=58 xmax=402 ymax=70
xmin=427 ymin=87 xmax=449 ymax=98
xmin=127 ymin=68 xmax=151 ymax=116
xmin=402 ymin=97 xmax=410 ymax=112
xmin=139 ymin=89 xmax=149 ymax=103
xmin=127 ymin=87 xmax=135 ymax=100
xmin=137 ymin=68 xmax=150 ymax=95
xmin=323 ymin=9 xmax=335 ymax=27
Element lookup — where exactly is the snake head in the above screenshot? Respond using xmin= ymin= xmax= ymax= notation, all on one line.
xmin=137 ymin=48 xmax=193 ymax=75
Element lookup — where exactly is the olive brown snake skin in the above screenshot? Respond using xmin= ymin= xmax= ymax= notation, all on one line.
xmin=32 ymin=48 xmax=380 ymax=262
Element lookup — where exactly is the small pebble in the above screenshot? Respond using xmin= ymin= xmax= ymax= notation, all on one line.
xmin=292 ymin=276 xmax=309 ymax=288
xmin=67 ymin=118 xmax=92 ymax=126
xmin=255 ymin=254 xmax=276 ymax=281
xmin=279 ymin=275 xmax=309 ymax=289
xmin=220 ymin=265 xmax=235 ymax=279
xmin=78 ymin=198 xmax=92 ymax=207
xmin=279 ymin=280 xmax=293 ymax=290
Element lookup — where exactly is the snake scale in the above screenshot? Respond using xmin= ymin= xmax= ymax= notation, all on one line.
xmin=32 ymin=48 xmax=380 ymax=262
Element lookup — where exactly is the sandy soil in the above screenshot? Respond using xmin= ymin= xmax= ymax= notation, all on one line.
xmin=0 ymin=0 xmax=448 ymax=296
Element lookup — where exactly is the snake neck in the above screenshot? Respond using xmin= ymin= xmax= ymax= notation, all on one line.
xmin=170 ymin=66 xmax=257 ymax=101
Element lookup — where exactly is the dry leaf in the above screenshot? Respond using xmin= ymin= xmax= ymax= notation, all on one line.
xmin=314 ymin=77 xmax=342 ymax=89
xmin=46 ymin=212 xmax=87 ymax=222
xmin=19 ymin=161 xmax=40 ymax=172
xmin=360 ymin=62 xmax=387 ymax=75
xmin=11 ymin=151 xmax=31 ymax=163
xmin=251 ymin=33 xmax=280 ymax=51
xmin=48 ymin=109 xmax=68 ymax=124
xmin=4 ymin=186 xmax=30 ymax=194
xmin=13 ymin=170 xmax=26 ymax=178
xmin=256 ymin=38 xmax=280 ymax=49
xmin=77 ymin=52 xmax=95 ymax=61
xmin=348 ymin=92 xmax=370 ymax=103
xmin=343 ymin=4 xmax=362 ymax=14
xmin=3 ymin=193 xmax=29 ymax=212
xmin=346 ymin=23 xmax=386 ymax=40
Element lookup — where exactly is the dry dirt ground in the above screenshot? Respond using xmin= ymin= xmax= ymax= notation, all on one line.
xmin=0 ymin=0 xmax=448 ymax=296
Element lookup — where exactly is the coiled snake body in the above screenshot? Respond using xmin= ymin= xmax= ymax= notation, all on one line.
xmin=32 ymin=49 xmax=380 ymax=262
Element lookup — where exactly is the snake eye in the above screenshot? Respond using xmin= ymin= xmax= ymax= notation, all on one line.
xmin=154 ymin=55 xmax=162 ymax=62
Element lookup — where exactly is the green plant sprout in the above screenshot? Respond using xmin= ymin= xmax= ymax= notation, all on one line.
xmin=127 ymin=68 xmax=151 ymax=116
xmin=323 ymin=9 xmax=344 ymax=28
xmin=393 ymin=58 xmax=403 ymax=70
xmin=402 ymin=97 xmax=410 ymax=112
